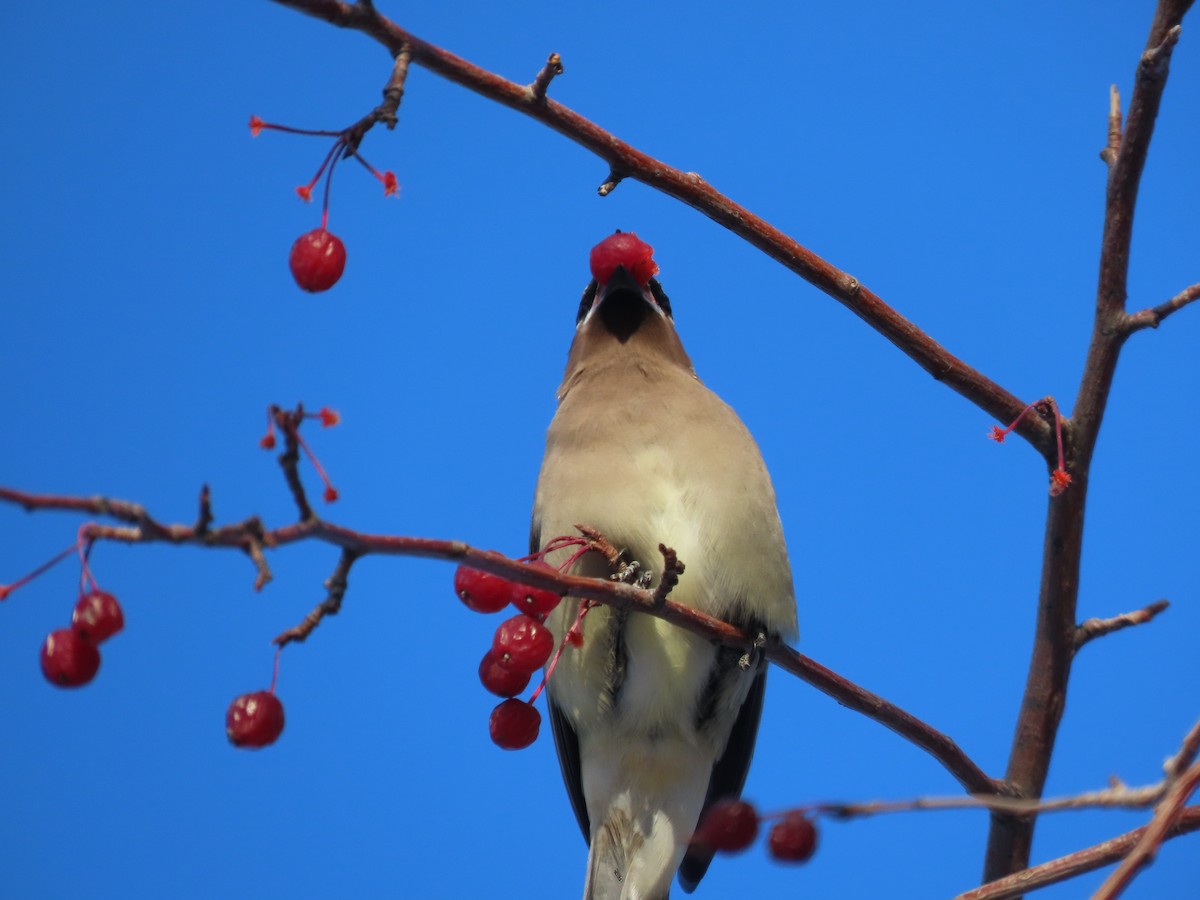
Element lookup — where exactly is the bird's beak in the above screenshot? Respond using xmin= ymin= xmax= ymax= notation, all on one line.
xmin=584 ymin=265 xmax=665 ymax=324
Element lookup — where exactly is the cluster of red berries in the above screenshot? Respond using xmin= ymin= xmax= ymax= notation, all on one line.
xmin=691 ymin=798 xmax=819 ymax=865
xmin=454 ymin=558 xmax=568 ymax=751
xmin=249 ymin=115 xmax=399 ymax=294
xmin=4 ymin=524 xmax=288 ymax=748
xmin=40 ymin=589 xmax=125 ymax=688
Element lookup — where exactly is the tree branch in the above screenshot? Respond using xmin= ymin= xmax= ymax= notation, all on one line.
xmin=266 ymin=0 xmax=1054 ymax=454
xmin=1074 ymin=599 xmax=1169 ymax=650
xmin=1123 ymin=282 xmax=1200 ymax=332
xmin=0 ymin=483 xmax=997 ymax=796
xmin=956 ymin=807 xmax=1200 ymax=900
xmin=983 ymin=0 xmax=1194 ymax=881
xmin=1092 ymin=762 xmax=1200 ymax=899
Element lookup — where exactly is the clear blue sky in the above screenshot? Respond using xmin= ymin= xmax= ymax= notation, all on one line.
xmin=2 ymin=2 xmax=1198 ymax=898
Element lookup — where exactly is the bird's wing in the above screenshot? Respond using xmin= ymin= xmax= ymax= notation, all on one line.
xmin=549 ymin=692 xmax=591 ymax=843
xmin=676 ymin=662 xmax=768 ymax=893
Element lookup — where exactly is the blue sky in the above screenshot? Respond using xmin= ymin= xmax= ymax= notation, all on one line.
xmin=2 ymin=2 xmax=1198 ymax=898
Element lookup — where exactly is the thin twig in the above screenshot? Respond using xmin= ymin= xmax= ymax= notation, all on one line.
xmin=1093 ymin=761 xmax=1200 ymax=898
xmin=274 ymin=548 xmax=360 ymax=646
xmin=1074 ymin=599 xmax=1169 ymax=650
xmin=195 ymin=484 xmax=214 ymax=536
xmin=650 ymin=544 xmax=685 ymax=606
xmin=270 ymin=405 xmax=315 ymax=522
xmin=1164 ymin=717 xmax=1200 ymax=781
xmin=377 ymin=44 xmax=412 ymax=129
xmin=1123 ymin=282 xmax=1200 ymax=332
xmin=1100 ymin=84 xmax=1123 ymax=166
xmin=529 ymin=52 xmax=563 ymax=100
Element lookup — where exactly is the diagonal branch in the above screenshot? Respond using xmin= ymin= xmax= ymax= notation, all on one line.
xmin=956 ymin=807 xmax=1200 ymax=900
xmin=1092 ymin=761 xmax=1200 ymax=899
xmin=267 ymin=0 xmax=1053 ymax=454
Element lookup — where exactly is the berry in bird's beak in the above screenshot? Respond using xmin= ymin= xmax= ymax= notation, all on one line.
xmin=590 ymin=231 xmax=658 ymax=287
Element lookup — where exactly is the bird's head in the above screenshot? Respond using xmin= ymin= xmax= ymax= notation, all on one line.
xmin=576 ymin=231 xmax=674 ymax=343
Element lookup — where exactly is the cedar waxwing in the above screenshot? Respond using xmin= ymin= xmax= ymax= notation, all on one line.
xmin=531 ymin=232 xmax=798 ymax=899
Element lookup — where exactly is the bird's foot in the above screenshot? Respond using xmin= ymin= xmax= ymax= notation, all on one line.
xmin=739 ymin=630 xmax=768 ymax=670
xmin=612 ymin=559 xmax=652 ymax=588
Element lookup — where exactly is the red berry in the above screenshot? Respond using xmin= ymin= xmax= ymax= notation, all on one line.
xmin=71 ymin=590 xmax=124 ymax=643
xmin=767 ymin=812 xmax=818 ymax=863
xmin=510 ymin=560 xmax=563 ymax=617
xmin=226 ymin=690 xmax=285 ymax=749
xmin=40 ymin=628 xmax=101 ymax=688
xmin=589 ymin=231 xmax=659 ymax=287
xmin=454 ymin=564 xmax=515 ymax=614
xmin=478 ymin=649 xmax=532 ymax=698
xmin=489 ymin=698 xmax=540 ymax=750
xmin=492 ymin=614 xmax=555 ymax=674
xmin=289 ymin=228 xmax=346 ymax=293
xmin=691 ymin=799 xmax=759 ymax=854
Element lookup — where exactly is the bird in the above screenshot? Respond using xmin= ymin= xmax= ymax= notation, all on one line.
xmin=530 ymin=231 xmax=798 ymax=899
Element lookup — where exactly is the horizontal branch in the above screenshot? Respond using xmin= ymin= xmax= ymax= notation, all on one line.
xmin=0 ymin=483 xmax=996 ymax=795
xmin=268 ymin=0 xmax=1053 ymax=455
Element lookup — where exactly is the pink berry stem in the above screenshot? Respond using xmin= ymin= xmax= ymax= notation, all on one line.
xmin=320 ymin=141 xmax=340 ymax=224
xmin=1044 ymin=397 xmax=1067 ymax=473
xmin=0 ymin=539 xmax=80 ymax=600
xmin=529 ymin=599 xmax=593 ymax=704
xmin=993 ymin=403 xmax=1038 ymax=441
xmin=296 ymin=139 xmax=344 ymax=203
xmin=291 ymin=427 xmax=339 ymax=504
xmin=258 ymin=121 xmax=344 ymax=138
xmin=269 ymin=645 xmax=283 ymax=694
xmin=75 ymin=527 xmax=100 ymax=594
xmin=520 ymin=535 xmax=587 ymax=562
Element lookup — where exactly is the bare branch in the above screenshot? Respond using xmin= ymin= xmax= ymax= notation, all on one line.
xmin=1123 ymin=282 xmax=1200 ymax=332
xmin=984 ymin=0 xmax=1194 ymax=880
xmin=1093 ymin=762 xmax=1200 ymax=898
xmin=274 ymin=548 xmax=360 ymax=646
xmin=529 ymin=52 xmax=563 ymax=101
xmin=377 ymin=44 xmax=412 ymax=130
xmin=1075 ymin=599 xmax=1169 ymax=650
xmin=1099 ymin=84 xmax=1123 ymax=166
xmin=1165 ymin=718 xmax=1200 ymax=781
xmin=650 ymin=544 xmax=684 ymax=606
xmin=1095 ymin=19 xmax=1185 ymax=323
xmin=956 ymin=807 xmax=1200 ymax=900
xmin=266 ymin=0 xmax=1054 ymax=454
xmin=195 ymin=484 xmax=214 ymax=536
xmin=271 ymin=405 xmax=315 ymax=521
xmin=819 ymin=782 xmax=1163 ymax=822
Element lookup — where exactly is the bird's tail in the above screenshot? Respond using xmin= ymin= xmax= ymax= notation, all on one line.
xmin=582 ymin=808 xmax=673 ymax=900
